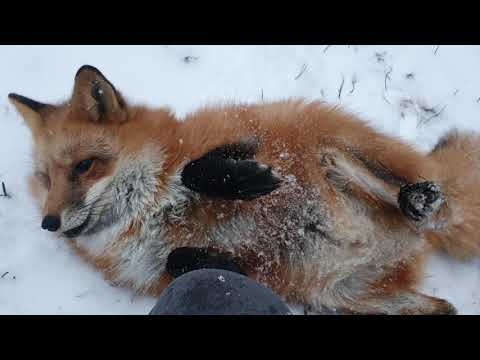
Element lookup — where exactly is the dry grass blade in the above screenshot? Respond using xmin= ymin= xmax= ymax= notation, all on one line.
xmin=1 ymin=181 xmax=9 ymax=198
xmin=385 ymin=67 xmax=393 ymax=91
xmin=294 ymin=63 xmax=308 ymax=80
xmin=419 ymin=104 xmax=448 ymax=126
xmin=349 ymin=75 xmax=357 ymax=95
xmin=338 ymin=75 xmax=345 ymax=100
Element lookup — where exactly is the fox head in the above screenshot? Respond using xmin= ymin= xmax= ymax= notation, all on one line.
xmin=9 ymin=65 xmax=175 ymax=238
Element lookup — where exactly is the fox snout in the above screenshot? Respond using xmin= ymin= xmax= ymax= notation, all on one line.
xmin=41 ymin=214 xmax=61 ymax=232
xmin=41 ymin=186 xmax=68 ymax=233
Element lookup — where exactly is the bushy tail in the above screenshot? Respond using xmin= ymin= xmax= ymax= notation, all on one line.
xmin=426 ymin=130 xmax=480 ymax=260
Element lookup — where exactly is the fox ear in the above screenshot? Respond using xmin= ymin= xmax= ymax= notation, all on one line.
xmin=8 ymin=93 xmax=49 ymax=134
xmin=72 ymin=65 xmax=127 ymax=123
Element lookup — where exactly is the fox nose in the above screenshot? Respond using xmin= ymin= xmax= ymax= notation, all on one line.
xmin=41 ymin=215 xmax=61 ymax=232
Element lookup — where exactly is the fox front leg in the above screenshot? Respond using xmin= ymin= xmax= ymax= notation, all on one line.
xmin=181 ymin=141 xmax=282 ymax=200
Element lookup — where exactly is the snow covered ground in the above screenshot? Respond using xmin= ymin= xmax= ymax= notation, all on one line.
xmin=0 ymin=45 xmax=479 ymax=314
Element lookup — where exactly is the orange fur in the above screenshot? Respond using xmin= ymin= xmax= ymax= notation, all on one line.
xmin=426 ymin=131 xmax=480 ymax=259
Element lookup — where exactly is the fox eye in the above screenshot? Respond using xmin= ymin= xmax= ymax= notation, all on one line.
xmin=73 ymin=158 xmax=95 ymax=176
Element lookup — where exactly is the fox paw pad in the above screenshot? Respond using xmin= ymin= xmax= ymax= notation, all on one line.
xmin=398 ymin=181 xmax=444 ymax=222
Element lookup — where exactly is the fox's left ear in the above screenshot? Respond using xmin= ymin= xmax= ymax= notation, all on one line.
xmin=8 ymin=93 xmax=51 ymax=135
xmin=72 ymin=65 xmax=127 ymax=123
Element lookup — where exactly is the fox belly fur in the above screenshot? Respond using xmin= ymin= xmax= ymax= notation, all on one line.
xmin=9 ymin=65 xmax=480 ymax=314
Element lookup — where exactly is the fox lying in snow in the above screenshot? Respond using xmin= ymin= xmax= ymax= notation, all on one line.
xmin=9 ymin=65 xmax=480 ymax=314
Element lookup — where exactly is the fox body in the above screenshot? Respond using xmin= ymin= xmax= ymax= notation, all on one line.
xmin=9 ymin=65 xmax=480 ymax=314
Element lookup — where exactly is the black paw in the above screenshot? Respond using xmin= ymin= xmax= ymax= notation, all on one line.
xmin=166 ymin=247 xmax=246 ymax=278
xmin=398 ymin=181 xmax=444 ymax=222
xmin=181 ymin=142 xmax=282 ymax=200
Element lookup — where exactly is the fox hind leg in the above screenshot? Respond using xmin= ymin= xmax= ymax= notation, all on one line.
xmin=320 ymin=149 xmax=445 ymax=228
xmin=306 ymin=264 xmax=457 ymax=315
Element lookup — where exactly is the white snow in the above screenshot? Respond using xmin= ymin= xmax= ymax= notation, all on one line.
xmin=0 ymin=45 xmax=479 ymax=314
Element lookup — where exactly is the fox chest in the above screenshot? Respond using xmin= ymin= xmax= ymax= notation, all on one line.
xmin=166 ymin=183 xmax=336 ymax=271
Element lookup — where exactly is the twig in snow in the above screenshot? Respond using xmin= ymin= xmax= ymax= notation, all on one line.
xmin=1 ymin=182 xmax=8 ymax=198
xmin=183 ymin=56 xmax=199 ymax=63
xmin=337 ymin=75 xmax=345 ymax=100
xmin=323 ymin=45 xmax=331 ymax=53
xmin=349 ymin=75 xmax=357 ymax=95
xmin=420 ymin=105 xmax=437 ymax=114
xmin=420 ymin=104 xmax=448 ymax=125
xmin=75 ymin=290 xmax=90 ymax=299
xmin=434 ymin=46 xmax=440 ymax=55
xmin=1 ymin=272 xmax=9 ymax=279
xmin=261 ymin=89 xmax=264 ymax=102
xmin=294 ymin=63 xmax=308 ymax=80
xmin=375 ymin=52 xmax=387 ymax=63
xmin=384 ymin=67 xmax=393 ymax=91
xmin=382 ymin=93 xmax=392 ymax=106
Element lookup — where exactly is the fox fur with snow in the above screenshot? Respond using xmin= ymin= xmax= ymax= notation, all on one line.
xmin=9 ymin=65 xmax=480 ymax=314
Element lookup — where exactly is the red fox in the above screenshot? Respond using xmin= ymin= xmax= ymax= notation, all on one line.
xmin=8 ymin=65 xmax=480 ymax=314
